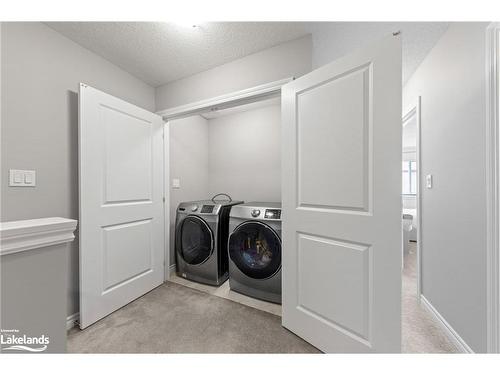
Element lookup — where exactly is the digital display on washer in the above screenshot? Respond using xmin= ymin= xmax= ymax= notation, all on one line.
xmin=200 ymin=205 xmax=215 ymax=214
xmin=264 ymin=209 xmax=281 ymax=219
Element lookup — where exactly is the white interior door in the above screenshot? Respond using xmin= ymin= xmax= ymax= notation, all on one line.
xmin=281 ymin=35 xmax=402 ymax=352
xmin=79 ymin=84 xmax=165 ymax=329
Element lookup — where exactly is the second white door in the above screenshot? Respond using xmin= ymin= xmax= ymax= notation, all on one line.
xmin=281 ymin=35 xmax=402 ymax=352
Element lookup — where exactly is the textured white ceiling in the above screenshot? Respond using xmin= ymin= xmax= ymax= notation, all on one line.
xmin=46 ymin=22 xmax=448 ymax=88
xmin=45 ymin=22 xmax=311 ymax=87
xmin=309 ymin=22 xmax=449 ymax=83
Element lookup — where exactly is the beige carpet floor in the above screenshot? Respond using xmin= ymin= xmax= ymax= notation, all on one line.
xmin=68 ymin=242 xmax=458 ymax=353
xmin=67 ymin=282 xmax=319 ymax=353
xmin=401 ymin=242 xmax=458 ymax=353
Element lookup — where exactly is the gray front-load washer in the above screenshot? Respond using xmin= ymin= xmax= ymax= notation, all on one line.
xmin=227 ymin=202 xmax=282 ymax=304
xmin=175 ymin=196 xmax=243 ymax=286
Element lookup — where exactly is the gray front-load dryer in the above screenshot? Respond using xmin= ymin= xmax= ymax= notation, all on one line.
xmin=175 ymin=198 xmax=243 ymax=286
xmin=228 ymin=202 xmax=282 ymax=304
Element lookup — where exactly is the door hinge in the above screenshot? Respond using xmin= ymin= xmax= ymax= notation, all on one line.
xmin=163 ymin=197 xmax=165 ymax=202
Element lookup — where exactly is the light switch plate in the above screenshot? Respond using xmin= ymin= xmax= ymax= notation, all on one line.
xmin=426 ymin=174 xmax=433 ymax=189
xmin=172 ymin=178 xmax=180 ymax=189
xmin=13 ymin=171 xmax=23 ymax=184
xmin=9 ymin=169 xmax=36 ymax=187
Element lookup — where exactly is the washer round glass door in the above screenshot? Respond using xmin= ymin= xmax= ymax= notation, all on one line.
xmin=228 ymin=221 xmax=281 ymax=279
xmin=178 ymin=215 xmax=214 ymax=265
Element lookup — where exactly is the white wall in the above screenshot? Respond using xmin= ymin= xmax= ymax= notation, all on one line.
xmin=1 ymin=22 xmax=156 ymax=317
xmin=207 ymin=103 xmax=281 ymax=203
xmin=403 ymin=23 xmax=488 ymax=352
xmin=155 ymin=36 xmax=312 ymax=111
xmin=168 ymin=116 xmax=210 ymax=266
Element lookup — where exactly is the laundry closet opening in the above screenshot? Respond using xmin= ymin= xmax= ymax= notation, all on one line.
xmin=167 ymin=95 xmax=283 ymax=312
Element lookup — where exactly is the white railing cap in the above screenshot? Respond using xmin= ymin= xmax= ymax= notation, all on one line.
xmin=0 ymin=217 xmax=78 ymax=256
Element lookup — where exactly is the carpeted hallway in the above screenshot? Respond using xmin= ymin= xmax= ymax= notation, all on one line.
xmin=67 ymin=281 xmax=319 ymax=353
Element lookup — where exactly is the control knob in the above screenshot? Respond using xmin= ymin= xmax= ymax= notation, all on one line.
xmin=251 ymin=209 xmax=261 ymax=217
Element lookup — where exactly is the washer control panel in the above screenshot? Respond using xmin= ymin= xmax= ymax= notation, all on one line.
xmin=201 ymin=205 xmax=215 ymax=214
xmin=251 ymin=209 xmax=261 ymax=217
xmin=264 ymin=209 xmax=281 ymax=220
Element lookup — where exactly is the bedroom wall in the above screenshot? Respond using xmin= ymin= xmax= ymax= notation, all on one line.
xmin=0 ymin=22 xmax=156 ymax=318
xmin=403 ymin=22 xmax=488 ymax=352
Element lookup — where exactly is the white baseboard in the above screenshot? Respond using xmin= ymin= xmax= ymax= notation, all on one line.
xmin=420 ymin=294 xmax=474 ymax=353
xmin=66 ymin=312 xmax=79 ymax=331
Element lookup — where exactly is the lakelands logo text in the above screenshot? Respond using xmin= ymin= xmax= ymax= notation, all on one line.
xmin=0 ymin=329 xmax=49 ymax=352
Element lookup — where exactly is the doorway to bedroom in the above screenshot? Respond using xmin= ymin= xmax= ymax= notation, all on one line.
xmin=402 ymin=103 xmax=419 ymax=275
xmin=400 ymin=101 xmax=457 ymax=353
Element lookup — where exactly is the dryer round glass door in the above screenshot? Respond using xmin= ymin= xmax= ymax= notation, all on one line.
xmin=178 ymin=216 xmax=214 ymax=265
xmin=228 ymin=221 xmax=281 ymax=279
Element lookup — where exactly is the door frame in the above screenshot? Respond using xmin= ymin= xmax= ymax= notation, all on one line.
xmin=157 ymin=77 xmax=293 ymax=120
xmin=163 ymin=122 xmax=170 ymax=281
xmin=486 ymin=22 xmax=500 ymax=354
xmin=402 ymin=97 xmax=422 ymax=299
